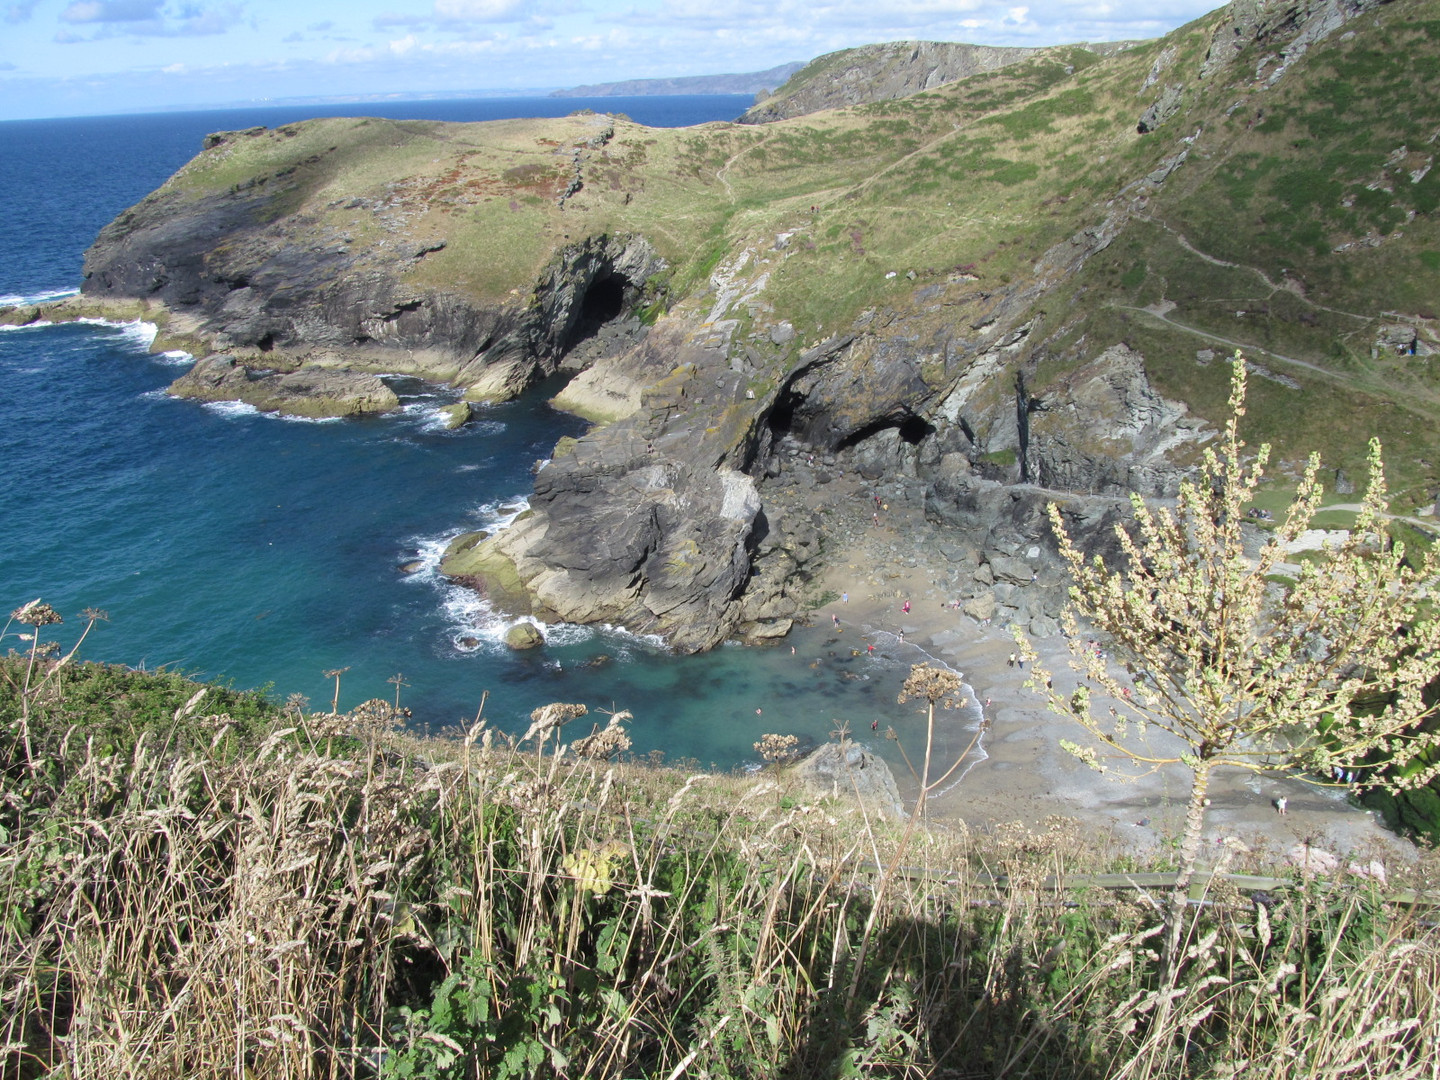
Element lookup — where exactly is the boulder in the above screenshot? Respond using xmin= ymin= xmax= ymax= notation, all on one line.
xmin=790 ymin=739 xmax=904 ymax=819
xmin=963 ymin=593 xmax=997 ymax=622
xmin=989 ymin=555 xmax=1034 ymax=585
xmin=1028 ymin=615 xmax=1061 ymax=639
xmin=504 ymin=622 xmax=545 ymax=650
xmin=437 ymin=401 xmax=472 ymax=429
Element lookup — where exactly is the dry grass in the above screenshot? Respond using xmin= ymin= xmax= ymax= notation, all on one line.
xmin=2 ymin=650 xmax=1438 ymax=1078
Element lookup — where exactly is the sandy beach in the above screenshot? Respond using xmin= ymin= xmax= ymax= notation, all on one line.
xmin=796 ymin=472 xmax=1416 ymax=871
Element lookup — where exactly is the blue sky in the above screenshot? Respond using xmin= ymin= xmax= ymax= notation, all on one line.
xmin=0 ymin=0 xmax=1219 ymax=120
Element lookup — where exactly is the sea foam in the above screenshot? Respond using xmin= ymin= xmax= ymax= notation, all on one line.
xmin=0 ymin=286 xmax=79 ymax=307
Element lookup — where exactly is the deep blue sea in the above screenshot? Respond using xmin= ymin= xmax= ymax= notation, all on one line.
xmin=0 ymin=96 xmax=978 ymax=772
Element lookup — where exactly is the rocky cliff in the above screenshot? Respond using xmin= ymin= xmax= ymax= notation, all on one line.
xmin=738 ymin=39 xmax=1145 ymax=124
xmin=29 ymin=0 xmax=1440 ymax=651
xmin=739 ymin=41 xmax=1041 ymax=124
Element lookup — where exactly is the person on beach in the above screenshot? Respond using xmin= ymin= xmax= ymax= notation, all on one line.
xmin=842 ymin=592 xmax=848 ymax=603
xmin=1008 ymin=652 xmax=1016 ymax=668
xmin=832 ymin=614 xmax=840 ymax=627
xmin=902 ymin=600 xmax=911 ymax=614
xmin=871 ymin=719 xmax=879 ymax=732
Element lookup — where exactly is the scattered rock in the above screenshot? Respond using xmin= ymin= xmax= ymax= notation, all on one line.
xmin=504 ymin=622 xmax=545 ymax=650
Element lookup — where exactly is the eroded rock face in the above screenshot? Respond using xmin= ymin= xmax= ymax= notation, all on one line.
xmin=740 ymin=41 xmax=1039 ymax=123
xmin=83 ymin=186 xmax=665 ymax=408
xmin=1200 ymin=0 xmax=1393 ymax=83
xmin=1023 ymin=345 xmax=1211 ymax=498
xmin=448 ymin=444 xmax=768 ymax=651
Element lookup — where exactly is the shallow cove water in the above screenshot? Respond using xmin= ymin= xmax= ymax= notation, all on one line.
xmin=0 ymin=98 xmax=981 ymax=775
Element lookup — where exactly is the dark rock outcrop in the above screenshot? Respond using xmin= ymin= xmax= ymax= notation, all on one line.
xmin=82 ymin=146 xmax=666 ymax=408
xmin=1137 ymin=84 xmax=1185 ymax=133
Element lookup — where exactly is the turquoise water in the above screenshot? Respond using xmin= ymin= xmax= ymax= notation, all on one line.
xmin=0 ymin=99 xmax=981 ymax=773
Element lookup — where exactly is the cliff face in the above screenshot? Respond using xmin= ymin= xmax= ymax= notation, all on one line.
xmin=80 ymin=116 xmax=667 ymax=407
xmin=738 ymin=41 xmax=1041 ymax=124
xmin=44 ymin=0 xmax=1440 ymax=649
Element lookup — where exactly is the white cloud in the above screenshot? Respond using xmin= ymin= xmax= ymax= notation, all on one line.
xmin=434 ymin=0 xmax=526 ymax=21
xmin=389 ymin=33 xmax=417 ymax=54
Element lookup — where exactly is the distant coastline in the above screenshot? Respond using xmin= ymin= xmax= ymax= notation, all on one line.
xmin=550 ymin=62 xmax=802 ymax=99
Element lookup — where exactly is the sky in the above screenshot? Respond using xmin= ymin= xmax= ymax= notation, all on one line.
xmin=0 ymin=0 xmax=1221 ymax=121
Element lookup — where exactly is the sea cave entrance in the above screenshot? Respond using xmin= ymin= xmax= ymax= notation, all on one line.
xmin=560 ymin=272 xmax=632 ymax=363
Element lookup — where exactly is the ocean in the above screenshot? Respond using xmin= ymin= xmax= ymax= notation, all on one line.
xmin=0 ymin=96 xmax=980 ymax=772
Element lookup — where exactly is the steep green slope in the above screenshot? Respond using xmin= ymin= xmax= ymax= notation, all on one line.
xmin=1025 ymin=4 xmax=1440 ymax=486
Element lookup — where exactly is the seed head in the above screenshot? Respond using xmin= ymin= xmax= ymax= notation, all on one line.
xmin=898 ymin=663 xmax=963 ymax=708
xmin=12 ymin=600 xmax=61 ymax=627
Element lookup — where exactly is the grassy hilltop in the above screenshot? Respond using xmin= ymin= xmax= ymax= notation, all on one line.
xmin=100 ymin=0 xmax=1440 ymax=497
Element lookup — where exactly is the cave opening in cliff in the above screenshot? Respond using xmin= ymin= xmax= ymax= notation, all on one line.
xmin=581 ymin=274 xmax=626 ymax=325
xmin=561 ymin=272 xmax=631 ymax=359
xmin=835 ymin=414 xmax=936 ymax=452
